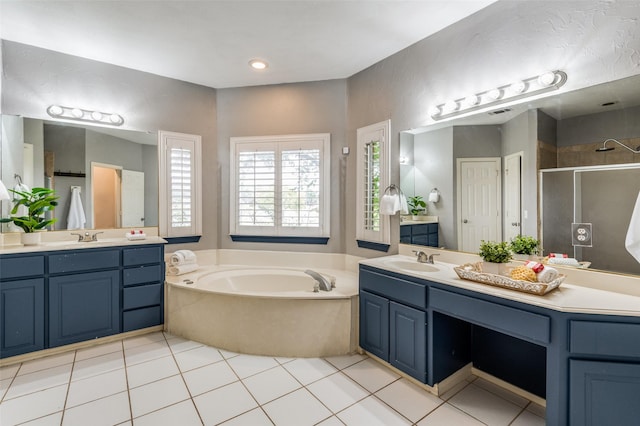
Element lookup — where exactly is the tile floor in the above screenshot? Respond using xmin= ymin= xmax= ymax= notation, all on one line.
xmin=0 ymin=332 xmax=545 ymax=425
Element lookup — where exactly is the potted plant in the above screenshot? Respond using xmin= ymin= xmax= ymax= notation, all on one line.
xmin=407 ymin=195 xmax=427 ymax=219
xmin=478 ymin=240 xmax=512 ymax=275
xmin=0 ymin=187 xmax=58 ymax=245
xmin=509 ymin=234 xmax=540 ymax=259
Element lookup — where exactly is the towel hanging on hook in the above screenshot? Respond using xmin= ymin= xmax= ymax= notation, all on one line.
xmin=381 ymin=184 xmax=408 ymax=215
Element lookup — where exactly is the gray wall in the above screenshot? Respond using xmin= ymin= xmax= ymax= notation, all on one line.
xmin=1 ymin=115 xmax=24 ymax=231
xmin=1 ymin=40 xmax=217 ymax=249
xmin=558 ymin=104 xmax=640 ymax=146
xmin=216 ymin=80 xmax=347 ymax=253
xmin=23 ymin=118 xmax=44 ymax=189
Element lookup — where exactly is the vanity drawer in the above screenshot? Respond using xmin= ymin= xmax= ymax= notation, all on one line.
xmin=0 ymin=255 xmax=45 ymax=279
xmin=123 ymin=246 xmax=163 ymax=266
xmin=430 ymin=288 xmax=550 ymax=345
xmin=123 ymin=306 xmax=162 ymax=332
xmin=570 ymin=321 xmax=640 ymax=358
xmin=360 ymin=268 xmax=427 ymax=310
xmin=49 ymin=249 xmax=119 ymax=274
xmin=123 ymin=283 xmax=163 ymax=310
xmin=123 ymin=264 xmax=163 ymax=286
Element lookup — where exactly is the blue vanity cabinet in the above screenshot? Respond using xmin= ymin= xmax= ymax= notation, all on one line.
xmin=568 ymin=319 xmax=640 ymax=426
xmin=360 ymin=266 xmax=428 ymax=382
xmin=399 ymin=223 xmax=438 ymax=247
xmin=122 ymin=246 xmax=165 ymax=332
xmin=0 ymin=254 xmax=46 ymax=358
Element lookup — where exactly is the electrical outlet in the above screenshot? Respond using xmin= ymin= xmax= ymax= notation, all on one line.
xmin=572 ymin=223 xmax=593 ymax=247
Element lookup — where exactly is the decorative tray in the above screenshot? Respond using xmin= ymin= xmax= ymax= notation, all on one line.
xmin=453 ymin=262 xmax=565 ymax=296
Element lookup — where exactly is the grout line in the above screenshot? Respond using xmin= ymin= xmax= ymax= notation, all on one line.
xmin=59 ymin=349 xmax=78 ymax=425
xmin=166 ymin=331 xmax=205 ymax=425
xmin=121 ymin=339 xmax=135 ymax=424
xmin=508 ymin=405 xmax=530 ymax=426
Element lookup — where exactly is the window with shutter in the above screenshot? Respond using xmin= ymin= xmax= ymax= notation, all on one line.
xmin=230 ymin=134 xmax=330 ymax=238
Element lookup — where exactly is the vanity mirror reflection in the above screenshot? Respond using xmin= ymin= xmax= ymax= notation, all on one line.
xmin=1 ymin=115 xmax=158 ymax=233
xmin=400 ymin=73 xmax=640 ymax=276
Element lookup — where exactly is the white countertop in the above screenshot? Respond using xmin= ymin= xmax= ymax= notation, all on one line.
xmin=0 ymin=236 xmax=167 ymax=255
xmin=360 ymin=254 xmax=640 ymax=317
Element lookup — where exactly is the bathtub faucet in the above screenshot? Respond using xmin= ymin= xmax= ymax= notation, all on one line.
xmin=304 ymin=269 xmax=334 ymax=292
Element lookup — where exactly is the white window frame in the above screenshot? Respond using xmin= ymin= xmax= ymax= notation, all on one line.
xmin=356 ymin=120 xmax=391 ymax=245
xmin=158 ymin=130 xmax=202 ymax=238
xmin=230 ymin=133 xmax=331 ymax=238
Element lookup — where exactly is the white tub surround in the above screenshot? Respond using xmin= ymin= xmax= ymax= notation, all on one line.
xmin=165 ymin=250 xmax=361 ymax=358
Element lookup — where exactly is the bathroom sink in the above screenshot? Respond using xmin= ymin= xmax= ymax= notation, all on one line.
xmin=383 ymin=259 xmax=438 ymax=273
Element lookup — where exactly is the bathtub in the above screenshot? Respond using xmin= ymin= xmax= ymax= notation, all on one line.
xmin=165 ymin=265 xmax=359 ymax=358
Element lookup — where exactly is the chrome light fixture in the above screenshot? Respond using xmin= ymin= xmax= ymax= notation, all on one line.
xmin=429 ymin=70 xmax=567 ymax=121
xmin=47 ymin=105 xmax=124 ymax=126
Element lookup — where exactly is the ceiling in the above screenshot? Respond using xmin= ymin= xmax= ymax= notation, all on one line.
xmin=0 ymin=0 xmax=497 ymax=89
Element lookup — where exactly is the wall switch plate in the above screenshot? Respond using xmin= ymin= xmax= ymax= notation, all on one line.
xmin=342 ymin=147 xmax=350 ymax=155
xmin=572 ymin=223 xmax=593 ymax=247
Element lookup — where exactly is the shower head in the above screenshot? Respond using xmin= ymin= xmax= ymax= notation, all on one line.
xmin=596 ymin=138 xmax=640 ymax=154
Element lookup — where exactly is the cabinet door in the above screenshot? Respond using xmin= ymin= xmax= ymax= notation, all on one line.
xmin=49 ymin=270 xmax=120 ymax=347
xmin=360 ymin=291 xmax=389 ymax=361
xmin=0 ymin=279 xmax=45 ymax=358
xmin=390 ymin=301 xmax=427 ymax=382
xmin=570 ymin=359 xmax=640 ymax=426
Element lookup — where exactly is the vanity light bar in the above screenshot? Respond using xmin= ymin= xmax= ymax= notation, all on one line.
xmin=429 ymin=70 xmax=567 ymax=121
xmin=47 ymin=105 xmax=124 ymax=126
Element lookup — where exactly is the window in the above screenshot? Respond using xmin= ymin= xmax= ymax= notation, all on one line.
xmin=356 ymin=120 xmax=390 ymax=248
xmin=230 ymin=134 xmax=330 ymax=239
xmin=159 ymin=131 xmax=202 ymax=238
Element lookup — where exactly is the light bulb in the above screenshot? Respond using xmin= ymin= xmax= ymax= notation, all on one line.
xmin=91 ymin=111 xmax=103 ymax=121
xmin=109 ymin=114 xmax=123 ymax=124
xmin=249 ymin=59 xmax=268 ymax=70
xmin=537 ymin=71 xmax=557 ymax=87
xmin=47 ymin=105 xmax=63 ymax=116
xmin=463 ymin=94 xmax=480 ymax=108
xmin=509 ymin=81 xmax=526 ymax=95
xmin=442 ymin=100 xmax=459 ymax=114
xmin=487 ymin=88 xmax=502 ymax=101
xmin=428 ymin=105 xmax=441 ymax=117
xmin=71 ymin=108 xmax=84 ymax=118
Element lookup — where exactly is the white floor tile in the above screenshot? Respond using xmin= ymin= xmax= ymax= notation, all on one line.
xmin=20 ymin=411 xmax=64 ymax=425
xmin=342 ymin=359 xmax=399 ymax=393
xmin=182 ymin=360 xmax=238 ymax=396
xmin=133 ymin=400 xmax=202 ymax=426
xmin=337 ymin=395 xmax=411 ymax=426
xmin=448 ymin=383 xmax=523 ymax=425
xmin=62 ymin=391 xmax=130 ymax=426
xmin=275 ymin=356 xmax=295 ymax=364
xmin=126 ymin=355 xmax=180 ymax=389
xmin=124 ymin=341 xmax=171 ymax=367
xmin=512 ymin=409 xmax=545 ymax=426
xmin=218 ymin=348 xmax=240 ymax=359
xmin=129 ymin=375 xmax=190 ymax=418
xmin=65 ymin=368 xmax=127 ymax=408
xmin=4 ymin=363 xmax=72 ymax=400
xmin=282 ymin=358 xmax=337 ymax=385
xmin=18 ymin=352 xmax=75 ymax=376
xmin=324 ymin=354 xmax=367 ymax=371
xmin=173 ymin=345 xmax=224 ymax=372
xmin=71 ymin=350 xmax=125 ymax=381
xmin=375 ymin=378 xmax=443 ymax=422
xmin=416 ymin=403 xmax=485 ymax=426
xmin=123 ymin=332 xmax=166 ymax=350
xmin=0 ymin=363 xmax=20 ymax=380
xmin=316 ymin=416 xmax=345 ymax=426
xmin=220 ymin=407 xmax=273 ymax=425
xmin=439 ymin=379 xmax=470 ymax=401
xmin=166 ymin=336 xmax=204 ymax=354
xmin=243 ymin=365 xmax=301 ymax=405
xmin=262 ymin=388 xmax=332 ymax=426
xmin=472 ymin=377 xmax=529 ymax=408
xmin=0 ymin=384 xmax=67 ymax=425
xmin=1 ymin=377 xmax=12 ymax=401
xmin=194 ymin=381 xmax=258 ymax=425
xmin=75 ymin=341 xmax=123 ymax=361
xmin=527 ymin=402 xmax=546 ymax=418
xmin=307 ymin=372 xmax=369 ymax=413
xmin=226 ymin=354 xmax=279 ymax=379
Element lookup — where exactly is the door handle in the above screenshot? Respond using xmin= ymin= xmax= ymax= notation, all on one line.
xmin=463 ymin=219 xmax=468 ymax=223
xmin=512 ymin=222 xmax=520 ymax=226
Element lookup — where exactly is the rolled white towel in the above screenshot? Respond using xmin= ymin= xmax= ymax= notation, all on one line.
xmin=537 ymin=266 xmax=559 ymax=283
xmin=170 ymin=250 xmax=197 ymax=266
xmin=167 ymin=263 xmax=199 ymax=276
xmin=547 ymin=257 xmax=581 ymax=267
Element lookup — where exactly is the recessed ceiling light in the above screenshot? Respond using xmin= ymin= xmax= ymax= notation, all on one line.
xmin=249 ymin=59 xmax=268 ymax=70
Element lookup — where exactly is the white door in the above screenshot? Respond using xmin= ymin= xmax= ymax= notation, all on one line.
xmin=457 ymin=158 xmax=502 ymax=253
xmin=121 ymin=170 xmax=145 ymax=227
xmin=23 ymin=144 xmax=34 ymax=188
xmin=504 ymin=152 xmax=523 ymax=241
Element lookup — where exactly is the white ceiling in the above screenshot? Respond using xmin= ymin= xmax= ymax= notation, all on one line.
xmin=0 ymin=0 xmax=497 ymax=89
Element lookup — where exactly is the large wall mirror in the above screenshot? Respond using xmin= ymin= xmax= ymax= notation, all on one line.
xmin=1 ymin=115 xmax=158 ymax=232
xmin=400 ymin=73 xmax=640 ymax=276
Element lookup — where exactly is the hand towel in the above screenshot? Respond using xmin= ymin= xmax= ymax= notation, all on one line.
xmin=67 ymin=187 xmax=86 ymax=230
xmin=399 ymin=194 xmax=409 ymax=215
xmin=625 ymin=190 xmax=640 ymax=263
xmin=170 ymin=249 xmax=197 ymax=265
xmin=13 ymin=183 xmax=30 ymax=217
xmin=380 ymin=194 xmax=397 ymax=215
xmin=167 ymin=263 xmax=199 ymax=276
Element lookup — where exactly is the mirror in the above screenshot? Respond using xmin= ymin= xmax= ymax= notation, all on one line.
xmin=1 ymin=115 xmax=158 ymax=232
xmin=400 ymin=73 xmax=640 ymax=276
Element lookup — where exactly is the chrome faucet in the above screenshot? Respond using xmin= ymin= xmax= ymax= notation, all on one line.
xmin=304 ymin=269 xmax=335 ymax=292
xmin=413 ymin=250 xmax=439 ymax=264
xmin=70 ymin=231 xmax=104 ymax=242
